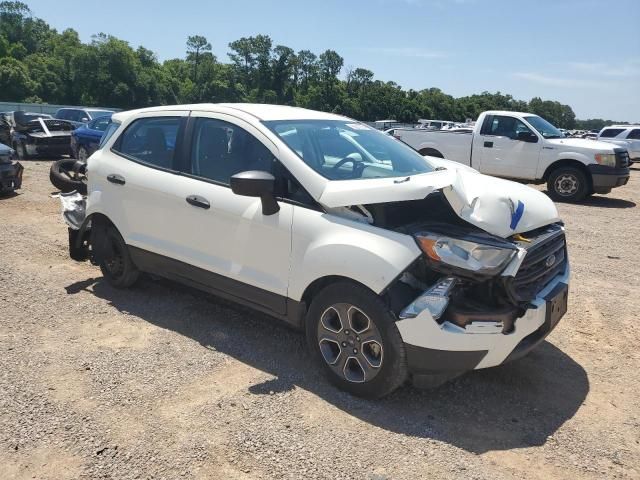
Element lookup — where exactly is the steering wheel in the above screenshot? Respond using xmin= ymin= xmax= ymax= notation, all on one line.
xmin=331 ymin=156 xmax=365 ymax=178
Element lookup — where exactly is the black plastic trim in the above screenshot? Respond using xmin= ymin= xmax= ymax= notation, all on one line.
xmin=404 ymin=343 xmax=488 ymax=374
xmin=502 ymin=282 xmax=568 ymax=365
xmin=126 ymin=246 xmax=304 ymax=329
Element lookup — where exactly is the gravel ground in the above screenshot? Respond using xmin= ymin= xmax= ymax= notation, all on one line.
xmin=1 ymin=160 xmax=639 ymax=480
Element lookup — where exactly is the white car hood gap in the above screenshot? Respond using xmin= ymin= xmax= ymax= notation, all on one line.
xmin=317 ymin=164 xmax=559 ymax=239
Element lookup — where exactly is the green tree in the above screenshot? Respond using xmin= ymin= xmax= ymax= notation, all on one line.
xmin=186 ymin=35 xmax=212 ymax=86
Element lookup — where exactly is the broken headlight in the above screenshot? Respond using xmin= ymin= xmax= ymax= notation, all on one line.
xmin=415 ymin=233 xmax=516 ymax=276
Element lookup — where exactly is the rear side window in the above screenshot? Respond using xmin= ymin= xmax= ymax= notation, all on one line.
xmin=600 ymin=128 xmax=625 ymax=138
xmin=627 ymin=129 xmax=640 ymax=140
xmin=113 ymin=117 xmax=180 ymax=169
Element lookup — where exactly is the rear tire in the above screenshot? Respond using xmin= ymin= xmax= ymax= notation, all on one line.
xmin=97 ymin=226 xmax=140 ymax=289
xmin=305 ymin=281 xmax=408 ymax=398
xmin=547 ymin=167 xmax=588 ymax=202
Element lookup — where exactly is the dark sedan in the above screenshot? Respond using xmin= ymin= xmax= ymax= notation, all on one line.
xmin=0 ymin=142 xmax=23 ymax=195
xmin=71 ymin=114 xmax=112 ymax=160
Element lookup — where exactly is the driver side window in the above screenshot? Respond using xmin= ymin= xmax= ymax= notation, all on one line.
xmin=485 ymin=115 xmax=532 ymax=139
xmin=188 ymin=118 xmax=276 ymax=186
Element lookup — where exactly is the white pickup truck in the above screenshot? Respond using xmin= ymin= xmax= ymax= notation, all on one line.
xmin=394 ymin=111 xmax=630 ymax=202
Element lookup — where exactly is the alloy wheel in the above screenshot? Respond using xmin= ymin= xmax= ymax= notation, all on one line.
xmin=317 ymin=303 xmax=384 ymax=383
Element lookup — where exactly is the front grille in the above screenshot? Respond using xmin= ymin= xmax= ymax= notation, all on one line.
xmin=505 ymin=224 xmax=567 ymax=304
xmin=614 ymin=148 xmax=630 ymax=168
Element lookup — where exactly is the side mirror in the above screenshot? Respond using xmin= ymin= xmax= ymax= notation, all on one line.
xmin=230 ymin=170 xmax=280 ymax=215
xmin=516 ymin=131 xmax=538 ymax=143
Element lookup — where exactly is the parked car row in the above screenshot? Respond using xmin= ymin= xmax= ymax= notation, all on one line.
xmin=0 ymin=107 xmax=114 ymax=161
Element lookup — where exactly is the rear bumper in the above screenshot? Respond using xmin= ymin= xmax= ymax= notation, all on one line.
xmin=397 ymin=264 xmax=570 ymax=381
xmin=0 ymin=161 xmax=23 ymax=192
xmin=588 ymin=164 xmax=630 ymax=193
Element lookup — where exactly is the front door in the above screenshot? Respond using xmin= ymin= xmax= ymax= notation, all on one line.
xmin=168 ymin=113 xmax=293 ymax=314
xmin=476 ymin=114 xmax=541 ymax=179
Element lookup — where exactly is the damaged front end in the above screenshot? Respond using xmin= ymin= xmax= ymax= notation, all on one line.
xmin=331 ymin=189 xmax=569 ymax=387
xmin=13 ymin=117 xmax=74 ymax=158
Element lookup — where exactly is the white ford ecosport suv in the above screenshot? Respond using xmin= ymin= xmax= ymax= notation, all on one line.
xmin=61 ymin=103 xmax=570 ymax=398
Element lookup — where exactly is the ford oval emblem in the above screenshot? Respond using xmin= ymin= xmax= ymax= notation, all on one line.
xmin=545 ymin=255 xmax=556 ymax=268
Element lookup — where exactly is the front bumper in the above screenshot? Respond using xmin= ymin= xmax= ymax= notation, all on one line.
xmin=588 ymin=164 xmax=630 ymax=193
xmin=0 ymin=161 xmax=24 ymax=193
xmin=25 ymin=139 xmax=72 ymax=157
xmin=396 ymin=264 xmax=570 ymax=378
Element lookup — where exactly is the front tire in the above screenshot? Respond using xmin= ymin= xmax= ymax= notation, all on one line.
xmin=305 ymin=281 xmax=408 ymax=398
xmin=98 ymin=226 xmax=140 ymax=289
xmin=547 ymin=167 xmax=588 ymax=202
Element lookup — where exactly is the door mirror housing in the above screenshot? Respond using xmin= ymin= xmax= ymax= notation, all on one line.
xmin=516 ymin=131 xmax=538 ymax=143
xmin=230 ymin=170 xmax=280 ymax=215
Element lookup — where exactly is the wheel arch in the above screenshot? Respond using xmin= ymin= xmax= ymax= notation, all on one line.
xmin=418 ymin=147 xmax=444 ymax=158
xmin=543 ymin=159 xmax=593 ymax=186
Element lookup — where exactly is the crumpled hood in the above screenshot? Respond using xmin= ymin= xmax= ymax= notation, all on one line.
xmin=547 ymin=137 xmax=617 ymax=152
xmin=318 ymin=158 xmax=560 ymax=238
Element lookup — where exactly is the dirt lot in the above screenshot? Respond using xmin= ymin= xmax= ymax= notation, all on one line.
xmin=1 ymin=160 xmax=639 ymax=480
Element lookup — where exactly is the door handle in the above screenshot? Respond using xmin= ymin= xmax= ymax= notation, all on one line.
xmin=186 ymin=195 xmax=210 ymax=210
xmin=107 ymin=174 xmax=126 ymax=185
xmin=484 ymin=141 xmax=493 ymax=148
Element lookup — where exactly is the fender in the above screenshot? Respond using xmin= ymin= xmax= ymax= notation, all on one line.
xmin=287 ymin=209 xmax=422 ymax=302
xmin=537 ymin=150 xmax=594 ymax=179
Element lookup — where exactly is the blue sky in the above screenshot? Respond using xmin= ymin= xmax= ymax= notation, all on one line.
xmin=27 ymin=0 xmax=640 ymax=121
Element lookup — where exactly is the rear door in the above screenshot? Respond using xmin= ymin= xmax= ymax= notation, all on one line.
xmin=475 ymin=114 xmax=541 ymax=179
xmin=97 ymin=111 xmax=189 ymax=258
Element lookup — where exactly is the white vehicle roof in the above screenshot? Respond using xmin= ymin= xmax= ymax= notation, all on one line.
xmin=603 ymin=125 xmax=640 ymax=129
xmin=112 ymin=103 xmax=349 ymax=124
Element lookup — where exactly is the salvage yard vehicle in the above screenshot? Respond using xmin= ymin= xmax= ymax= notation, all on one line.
xmin=598 ymin=125 xmax=640 ymax=164
xmin=71 ymin=114 xmax=113 ymax=160
xmin=55 ymin=107 xmax=115 ymax=128
xmin=60 ymin=104 xmax=570 ymax=398
xmin=395 ymin=111 xmax=630 ymax=202
xmin=0 ymin=142 xmax=23 ymax=195
xmin=11 ymin=112 xmax=74 ymax=159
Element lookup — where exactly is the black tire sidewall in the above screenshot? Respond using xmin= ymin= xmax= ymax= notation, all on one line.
xmin=98 ymin=227 xmax=139 ymax=289
xmin=305 ymin=281 xmax=407 ymax=398
xmin=50 ymin=159 xmax=87 ymax=194
xmin=548 ymin=167 xmax=588 ymax=202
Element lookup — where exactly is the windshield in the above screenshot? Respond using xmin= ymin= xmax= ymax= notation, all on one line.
xmin=524 ymin=115 xmax=563 ymax=139
xmin=99 ymin=121 xmax=120 ymax=148
xmin=264 ymin=120 xmax=435 ymax=180
xmin=88 ymin=110 xmax=113 ymax=120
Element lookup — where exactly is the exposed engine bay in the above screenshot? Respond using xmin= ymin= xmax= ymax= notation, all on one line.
xmin=329 ymin=191 xmax=567 ymax=334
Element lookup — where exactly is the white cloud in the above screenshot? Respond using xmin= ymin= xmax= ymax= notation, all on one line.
xmin=512 ymin=72 xmax=606 ymax=89
xmin=567 ymin=59 xmax=640 ymax=78
xmin=364 ymin=47 xmax=447 ymax=59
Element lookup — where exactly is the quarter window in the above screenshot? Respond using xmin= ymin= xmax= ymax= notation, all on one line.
xmin=188 ymin=118 xmax=275 ymax=185
xmin=627 ymin=129 xmax=640 ymax=140
xmin=113 ymin=117 xmax=180 ymax=169
xmin=600 ymin=128 xmax=625 ymax=138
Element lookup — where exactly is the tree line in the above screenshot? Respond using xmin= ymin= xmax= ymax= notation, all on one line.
xmin=0 ymin=1 xmax=626 ymax=130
